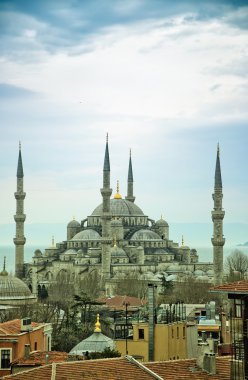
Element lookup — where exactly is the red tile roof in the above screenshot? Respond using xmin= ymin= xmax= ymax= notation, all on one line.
xmin=3 ymin=355 xmax=231 ymax=380
xmin=146 ymin=356 xmax=231 ymax=380
xmin=210 ymin=280 xmax=248 ymax=294
xmin=0 ymin=319 xmax=41 ymax=335
xmin=97 ymin=295 xmax=147 ymax=310
xmin=11 ymin=351 xmax=70 ymax=367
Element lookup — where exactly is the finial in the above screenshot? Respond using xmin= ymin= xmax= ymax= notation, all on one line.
xmin=73 ymin=216 xmax=75 ymax=221
xmin=0 ymin=256 xmax=8 ymax=276
xmin=52 ymin=236 xmax=55 ymax=247
xmin=181 ymin=235 xmax=184 ymax=246
xmin=106 ymin=133 xmax=108 ymax=143
xmin=19 ymin=141 xmax=21 ymax=151
xmin=113 ymin=237 xmax=117 ymax=247
xmin=130 ymin=148 xmax=131 ymax=158
xmin=94 ymin=313 xmax=101 ymax=333
xmin=114 ymin=180 xmax=122 ymax=199
xmin=161 ymin=214 xmax=163 ymax=220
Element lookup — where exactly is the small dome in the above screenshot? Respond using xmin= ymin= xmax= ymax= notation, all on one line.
xmin=34 ymin=249 xmax=42 ymax=257
xmin=67 ymin=219 xmax=80 ymax=228
xmin=0 ymin=274 xmax=32 ymax=299
xmin=71 ymin=229 xmax=101 ymax=240
xmin=130 ymin=229 xmax=162 ymax=241
xmin=207 ymin=269 xmax=214 ymax=276
xmin=111 ymin=245 xmax=127 ymax=257
xmin=166 ymin=274 xmax=177 ymax=281
xmin=155 ymin=217 xmax=169 ymax=227
xmin=194 ymin=269 xmax=204 ymax=276
xmin=69 ymin=314 xmax=115 ymax=354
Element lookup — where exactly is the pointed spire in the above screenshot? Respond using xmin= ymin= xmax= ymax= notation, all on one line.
xmin=128 ymin=149 xmax=133 ymax=182
xmin=17 ymin=141 xmax=24 ymax=178
xmin=181 ymin=235 xmax=184 ymax=246
xmin=103 ymin=133 xmax=110 ymax=171
xmin=214 ymin=143 xmax=222 ymax=189
xmin=94 ymin=313 xmax=101 ymax=333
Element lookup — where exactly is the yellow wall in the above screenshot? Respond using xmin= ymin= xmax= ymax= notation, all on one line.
xmin=115 ymin=321 xmax=187 ymax=362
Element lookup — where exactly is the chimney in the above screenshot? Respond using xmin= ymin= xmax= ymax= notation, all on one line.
xmin=24 ymin=344 xmax=30 ymax=358
xmin=148 ymin=283 xmax=155 ymax=361
xmin=203 ymin=353 xmax=216 ymax=374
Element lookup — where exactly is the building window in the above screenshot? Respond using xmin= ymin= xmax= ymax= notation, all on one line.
xmin=183 ymin=326 xmax=186 ymax=339
xmin=1 ymin=349 xmax=11 ymax=369
xmin=177 ymin=327 xmax=179 ymax=339
xmin=138 ymin=329 xmax=144 ymax=339
xmin=34 ymin=342 xmax=37 ymax=351
xmin=172 ymin=328 xmax=174 ymax=339
xmin=234 ymin=299 xmax=242 ymax=318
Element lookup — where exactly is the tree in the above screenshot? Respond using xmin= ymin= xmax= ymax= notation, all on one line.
xmin=114 ymin=272 xmax=147 ymax=299
xmin=225 ymin=249 xmax=248 ymax=280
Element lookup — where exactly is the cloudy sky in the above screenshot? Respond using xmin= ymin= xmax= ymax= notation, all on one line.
xmin=0 ymin=0 xmax=247 ymax=247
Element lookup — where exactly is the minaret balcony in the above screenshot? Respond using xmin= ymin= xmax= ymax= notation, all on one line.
xmin=211 ymin=210 xmax=225 ymax=220
xmin=100 ymin=188 xmax=112 ymax=197
xmin=14 ymin=214 xmax=26 ymax=222
xmin=211 ymin=237 xmax=225 ymax=246
xmin=14 ymin=192 xmax=26 ymax=200
xmin=13 ymin=237 xmax=26 ymax=245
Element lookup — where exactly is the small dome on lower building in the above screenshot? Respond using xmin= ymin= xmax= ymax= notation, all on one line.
xmin=69 ymin=314 xmax=115 ymax=355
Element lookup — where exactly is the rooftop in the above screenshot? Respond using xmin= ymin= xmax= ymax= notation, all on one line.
xmin=3 ymin=355 xmax=231 ymax=380
xmin=210 ymin=280 xmax=248 ymax=294
xmin=0 ymin=319 xmax=41 ymax=335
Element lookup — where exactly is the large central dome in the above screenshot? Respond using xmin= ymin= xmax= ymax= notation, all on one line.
xmin=91 ymin=198 xmax=144 ymax=216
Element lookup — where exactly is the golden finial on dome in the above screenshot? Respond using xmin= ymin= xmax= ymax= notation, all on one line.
xmin=114 ymin=180 xmax=122 ymax=199
xmin=94 ymin=313 xmax=101 ymax=333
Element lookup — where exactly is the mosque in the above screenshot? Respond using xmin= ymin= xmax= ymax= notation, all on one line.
xmin=13 ymin=137 xmax=225 ymax=294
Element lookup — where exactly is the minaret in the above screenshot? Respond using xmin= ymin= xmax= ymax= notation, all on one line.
xmin=101 ymin=134 xmax=112 ymax=279
xmin=211 ymin=144 xmax=225 ymax=285
xmin=14 ymin=142 xmax=26 ymax=279
xmin=125 ymin=149 xmax=135 ymax=203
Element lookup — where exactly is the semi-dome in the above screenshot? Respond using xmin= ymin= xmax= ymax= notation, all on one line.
xmin=91 ymin=198 xmax=144 ymax=217
xmin=130 ymin=229 xmax=162 ymax=241
xmin=71 ymin=229 xmax=101 ymax=240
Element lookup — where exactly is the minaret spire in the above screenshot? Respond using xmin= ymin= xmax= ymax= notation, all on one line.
xmin=101 ymin=134 xmax=112 ymax=279
xmin=125 ymin=149 xmax=135 ymax=203
xmin=14 ymin=142 xmax=26 ymax=279
xmin=211 ymin=143 xmax=225 ymax=285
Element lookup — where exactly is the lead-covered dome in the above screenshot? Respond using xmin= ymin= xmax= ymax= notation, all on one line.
xmin=0 ymin=270 xmax=36 ymax=305
xmin=71 ymin=229 xmax=101 ymax=240
xmin=91 ymin=198 xmax=144 ymax=217
xmin=130 ymin=229 xmax=162 ymax=241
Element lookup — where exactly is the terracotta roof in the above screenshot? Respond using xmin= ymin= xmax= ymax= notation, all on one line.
xmin=4 ymin=357 xmax=158 ymax=380
xmin=3 ymin=356 xmax=231 ymax=380
xmin=146 ymin=356 xmax=231 ymax=380
xmin=210 ymin=280 xmax=248 ymax=294
xmin=0 ymin=319 xmax=41 ymax=335
xmin=97 ymin=295 xmax=147 ymax=310
xmin=11 ymin=351 xmax=70 ymax=366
